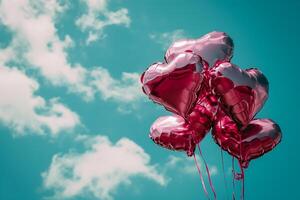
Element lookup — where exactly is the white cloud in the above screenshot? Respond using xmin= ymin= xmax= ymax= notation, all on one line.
xmin=165 ymin=155 xmax=218 ymax=176
xmin=86 ymin=32 xmax=104 ymax=45
xmin=76 ymin=0 xmax=131 ymax=44
xmin=209 ymin=165 xmax=218 ymax=176
xmin=42 ymin=135 xmax=166 ymax=200
xmin=0 ymin=0 xmax=142 ymax=105
xmin=0 ymin=0 xmax=95 ymax=100
xmin=0 ymin=0 xmax=141 ymax=138
xmin=149 ymin=29 xmax=187 ymax=49
xmin=90 ymin=67 xmax=143 ymax=103
xmin=0 ymin=65 xmax=80 ymax=136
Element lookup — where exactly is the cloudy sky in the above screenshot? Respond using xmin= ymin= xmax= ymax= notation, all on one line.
xmin=0 ymin=0 xmax=299 ymax=199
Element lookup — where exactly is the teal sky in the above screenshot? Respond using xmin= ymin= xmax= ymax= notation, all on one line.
xmin=0 ymin=0 xmax=299 ymax=200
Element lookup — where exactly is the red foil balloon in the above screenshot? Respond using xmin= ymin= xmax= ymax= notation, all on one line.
xmin=188 ymin=82 xmax=219 ymax=144
xmin=149 ymin=82 xmax=219 ymax=156
xmin=150 ymin=115 xmax=197 ymax=156
xmin=165 ymin=31 xmax=234 ymax=67
xmin=141 ymin=52 xmax=205 ymax=118
xmin=142 ymin=31 xmax=283 ymax=200
xmin=210 ymin=62 xmax=269 ymax=126
xmin=212 ymin=110 xmax=282 ymax=168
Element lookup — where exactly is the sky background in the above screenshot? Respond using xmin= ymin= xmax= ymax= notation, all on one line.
xmin=0 ymin=0 xmax=299 ymax=200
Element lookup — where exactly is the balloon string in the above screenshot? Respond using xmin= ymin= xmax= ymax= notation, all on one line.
xmin=197 ymin=144 xmax=217 ymax=200
xmin=238 ymin=161 xmax=245 ymax=200
xmin=193 ymin=154 xmax=210 ymax=200
xmin=221 ymin=148 xmax=229 ymax=200
xmin=219 ymin=116 xmax=229 ymax=200
xmin=237 ymin=123 xmax=244 ymax=200
xmin=232 ymin=157 xmax=236 ymax=200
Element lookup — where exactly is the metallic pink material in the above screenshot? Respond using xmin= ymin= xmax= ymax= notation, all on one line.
xmin=209 ymin=61 xmax=269 ymax=126
xmin=149 ymin=115 xmax=197 ymax=156
xmin=212 ymin=110 xmax=282 ymax=168
xmin=187 ymin=83 xmax=219 ymax=143
xmin=165 ymin=31 xmax=234 ymax=67
xmin=141 ymin=52 xmax=205 ymax=118
xmin=149 ymin=86 xmax=218 ymax=156
xmin=142 ymin=31 xmax=282 ymax=199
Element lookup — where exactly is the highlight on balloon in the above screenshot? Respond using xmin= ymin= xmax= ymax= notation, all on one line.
xmin=140 ymin=31 xmax=282 ymax=199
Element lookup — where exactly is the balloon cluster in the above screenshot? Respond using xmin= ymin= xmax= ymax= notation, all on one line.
xmin=141 ymin=31 xmax=282 ymax=169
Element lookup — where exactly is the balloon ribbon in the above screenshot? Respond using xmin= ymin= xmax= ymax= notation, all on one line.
xmin=221 ymin=148 xmax=229 ymax=200
xmin=232 ymin=157 xmax=245 ymax=200
xmin=198 ymin=144 xmax=217 ymax=199
xmin=238 ymin=161 xmax=245 ymax=200
xmin=232 ymin=156 xmax=236 ymax=200
xmin=193 ymin=154 xmax=210 ymax=199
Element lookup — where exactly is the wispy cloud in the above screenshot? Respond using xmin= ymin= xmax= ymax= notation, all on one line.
xmin=0 ymin=65 xmax=80 ymax=136
xmin=149 ymin=29 xmax=187 ymax=50
xmin=76 ymin=0 xmax=131 ymax=45
xmin=42 ymin=135 xmax=166 ymax=200
xmin=90 ymin=67 xmax=143 ymax=103
xmin=165 ymin=155 xmax=218 ymax=176
xmin=0 ymin=0 xmax=138 ymax=102
xmin=0 ymin=0 xmax=94 ymax=99
xmin=0 ymin=0 xmax=143 ymax=135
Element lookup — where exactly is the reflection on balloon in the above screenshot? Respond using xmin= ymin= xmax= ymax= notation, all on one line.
xmin=212 ymin=110 xmax=282 ymax=168
xmin=209 ymin=61 xmax=269 ymax=126
xmin=141 ymin=31 xmax=282 ymax=199
xmin=165 ymin=31 xmax=234 ymax=67
xmin=141 ymin=52 xmax=205 ymax=118
xmin=150 ymin=115 xmax=197 ymax=156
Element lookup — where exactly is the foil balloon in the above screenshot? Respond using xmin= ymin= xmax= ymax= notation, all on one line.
xmin=187 ymin=83 xmax=219 ymax=143
xmin=209 ymin=61 xmax=269 ymax=126
xmin=150 ymin=115 xmax=198 ymax=156
xmin=212 ymin=110 xmax=282 ymax=168
xmin=165 ymin=31 xmax=234 ymax=67
xmin=149 ymin=85 xmax=219 ymax=156
xmin=141 ymin=31 xmax=282 ymax=200
xmin=141 ymin=52 xmax=206 ymax=118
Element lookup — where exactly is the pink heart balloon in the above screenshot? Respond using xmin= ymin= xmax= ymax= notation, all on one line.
xmin=149 ymin=86 xmax=219 ymax=156
xmin=187 ymin=84 xmax=219 ymax=143
xmin=210 ymin=62 xmax=269 ymax=126
xmin=212 ymin=111 xmax=282 ymax=168
xmin=150 ymin=115 xmax=197 ymax=156
xmin=165 ymin=31 xmax=234 ymax=67
xmin=141 ymin=52 xmax=205 ymax=118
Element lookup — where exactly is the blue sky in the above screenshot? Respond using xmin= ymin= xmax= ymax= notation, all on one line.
xmin=0 ymin=0 xmax=299 ymax=199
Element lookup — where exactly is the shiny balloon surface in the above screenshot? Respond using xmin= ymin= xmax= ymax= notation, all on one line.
xmin=141 ymin=31 xmax=281 ymax=168
xmin=212 ymin=110 xmax=282 ymax=168
xmin=165 ymin=31 xmax=234 ymax=67
xmin=141 ymin=52 xmax=204 ymax=118
xmin=209 ymin=61 xmax=269 ymax=126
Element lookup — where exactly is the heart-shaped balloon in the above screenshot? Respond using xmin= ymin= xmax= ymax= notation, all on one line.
xmin=210 ymin=62 xmax=269 ymax=126
xmin=165 ymin=31 xmax=234 ymax=67
xmin=212 ymin=111 xmax=282 ymax=168
xmin=187 ymin=84 xmax=219 ymax=143
xmin=150 ymin=115 xmax=198 ymax=156
xmin=150 ymin=87 xmax=219 ymax=156
xmin=141 ymin=52 xmax=205 ymax=118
